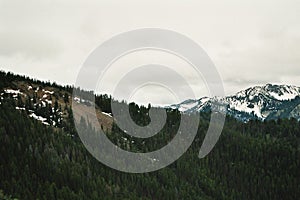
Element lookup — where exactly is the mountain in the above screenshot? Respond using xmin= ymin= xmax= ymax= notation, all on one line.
xmin=1 ymin=70 xmax=300 ymax=124
xmin=169 ymin=84 xmax=300 ymax=122
xmin=0 ymin=71 xmax=300 ymax=199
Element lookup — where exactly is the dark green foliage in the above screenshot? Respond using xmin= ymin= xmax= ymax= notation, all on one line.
xmin=0 ymin=101 xmax=299 ymax=199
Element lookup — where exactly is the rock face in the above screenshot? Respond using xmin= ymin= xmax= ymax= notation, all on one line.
xmin=168 ymin=84 xmax=300 ymax=122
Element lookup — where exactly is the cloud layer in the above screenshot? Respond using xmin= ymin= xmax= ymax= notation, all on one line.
xmin=1 ymin=0 xmax=300 ymax=105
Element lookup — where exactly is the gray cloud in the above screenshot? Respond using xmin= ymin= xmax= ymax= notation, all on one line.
xmin=0 ymin=31 xmax=62 ymax=60
xmin=0 ymin=0 xmax=300 ymax=105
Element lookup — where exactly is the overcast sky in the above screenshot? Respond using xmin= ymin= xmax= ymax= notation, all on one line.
xmin=1 ymin=0 xmax=300 ymax=105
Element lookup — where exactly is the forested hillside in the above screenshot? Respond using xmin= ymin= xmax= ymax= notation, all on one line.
xmin=0 ymin=71 xmax=299 ymax=199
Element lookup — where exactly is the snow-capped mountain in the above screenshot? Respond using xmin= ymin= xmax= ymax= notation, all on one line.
xmin=168 ymin=84 xmax=300 ymax=122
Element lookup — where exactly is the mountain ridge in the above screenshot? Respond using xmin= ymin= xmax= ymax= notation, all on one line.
xmin=168 ymin=83 xmax=300 ymax=122
xmin=1 ymin=71 xmax=300 ymax=124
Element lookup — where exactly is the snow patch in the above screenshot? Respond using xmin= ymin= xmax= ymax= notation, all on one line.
xmin=43 ymin=122 xmax=50 ymax=126
xmin=15 ymin=107 xmax=26 ymax=110
xmin=4 ymin=89 xmax=23 ymax=95
xmin=29 ymin=113 xmax=47 ymax=121
xmin=269 ymin=91 xmax=298 ymax=101
xmin=178 ymin=101 xmax=199 ymax=112
xmin=102 ymin=112 xmax=112 ymax=117
xmin=44 ymin=99 xmax=52 ymax=104
xmin=73 ymin=97 xmax=89 ymax=104
xmin=44 ymin=90 xmax=54 ymax=95
xmin=74 ymin=97 xmax=81 ymax=103
xmin=229 ymin=100 xmax=264 ymax=119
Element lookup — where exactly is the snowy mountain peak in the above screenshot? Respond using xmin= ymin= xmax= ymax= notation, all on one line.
xmin=168 ymin=84 xmax=300 ymax=122
xmin=169 ymin=97 xmax=210 ymax=113
xmin=234 ymin=84 xmax=300 ymax=101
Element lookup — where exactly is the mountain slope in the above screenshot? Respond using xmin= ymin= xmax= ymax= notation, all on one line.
xmin=0 ymin=71 xmax=114 ymax=132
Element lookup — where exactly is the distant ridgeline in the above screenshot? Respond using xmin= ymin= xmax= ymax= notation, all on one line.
xmin=0 ymin=70 xmax=299 ymax=199
xmin=169 ymin=83 xmax=300 ymax=122
xmin=1 ymin=70 xmax=300 ymax=126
